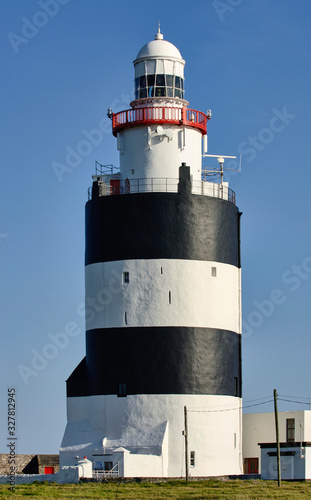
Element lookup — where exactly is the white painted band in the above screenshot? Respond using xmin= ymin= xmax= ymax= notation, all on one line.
xmin=84 ymin=259 xmax=241 ymax=332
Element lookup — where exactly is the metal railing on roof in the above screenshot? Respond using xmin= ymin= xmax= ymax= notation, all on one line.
xmin=88 ymin=177 xmax=235 ymax=204
xmin=95 ymin=161 xmax=119 ymax=176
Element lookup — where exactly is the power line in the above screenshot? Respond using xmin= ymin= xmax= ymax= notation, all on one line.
xmin=187 ymin=396 xmax=273 ymax=411
xmin=243 ymin=396 xmax=275 ymax=403
xmin=243 ymin=399 xmax=274 ymax=409
xmin=187 ymin=395 xmax=311 ymax=414
xmin=187 ymin=399 xmax=274 ymax=413
xmin=279 ymin=395 xmax=311 ymax=401
xmin=278 ymin=398 xmax=311 ymax=406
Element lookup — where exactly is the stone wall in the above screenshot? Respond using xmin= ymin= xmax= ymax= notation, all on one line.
xmin=0 ymin=454 xmax=35 ymax=475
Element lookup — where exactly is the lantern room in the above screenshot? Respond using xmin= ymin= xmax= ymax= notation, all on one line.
xmin=132 ymin=26 xmax=186 ymax=105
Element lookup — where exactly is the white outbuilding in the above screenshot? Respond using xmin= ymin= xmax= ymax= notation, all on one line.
xmin=243 ymin=410 xmax=311 ymax=480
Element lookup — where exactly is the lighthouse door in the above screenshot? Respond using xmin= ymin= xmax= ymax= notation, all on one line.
xmin=110 ymin=179 xmax=120 ymax=195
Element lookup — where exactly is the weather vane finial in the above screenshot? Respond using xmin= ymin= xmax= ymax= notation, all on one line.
xmin=155 ymin=21 xmax=163 ymax=40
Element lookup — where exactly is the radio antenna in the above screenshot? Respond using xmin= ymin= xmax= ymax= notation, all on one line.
xmin=202 ymin=154 xmax=241 ymax=185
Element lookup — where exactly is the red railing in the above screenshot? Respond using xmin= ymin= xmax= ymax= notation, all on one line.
xmin=112 ymin=106 xmax=208 ymax=136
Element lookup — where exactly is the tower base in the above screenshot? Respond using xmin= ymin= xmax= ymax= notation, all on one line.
xmin=60 ymin=394 xmax=242 ymax=477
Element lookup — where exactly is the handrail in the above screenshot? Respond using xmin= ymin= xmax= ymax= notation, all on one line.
xmin=93 ymin=461 xmax=119 ymax=479
xmin=95 ymin=161 xmax=118 ymax=176
xmin=88 ymin=177 xmax=236 ymax=204
xmin=112 ymin=106 xmax=208 ymax=136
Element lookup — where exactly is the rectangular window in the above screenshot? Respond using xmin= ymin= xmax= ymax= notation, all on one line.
xmin=104 ymin=461 xmax=113 ymax=471
xmin=190 ymin=451 xmax=195 ymax=467
xmin=166 ymin=75 xmax=174 ymax=86
xmin=174 ymin=88 xmax=182 ymax=98
xmin=175 ymin=76 xmax=182 ymax=89
xmin=161 ymin=267 xmax=163 ymax=274
xmin=156 ymin=74 xmax=165 ymax=86
xmin=235 ymin=377 xmax=238 ymax=397
xmin=123 ymin=272 xmax=129 ymax=284
xmin=95 ymin=461 xmax=103 ymax=471
xmin=124 ymin=312 xmax=128 ymax=325
xmin=147 ymin=74 xmax=155 ymax=86
xmin=118 ymin=383 xmax=127 ymax=397
xmin=211 ymin=267 xmax=217 ymax=277
xmin=169 ymin=291 xmax=171 ymax=304
xmin=139 ymin=75 xmax=146 ymax=88
xmin=286 ymin=418 xmax=295 ymax=442
xmin=234 ymin=433 xmax=237 ymax=449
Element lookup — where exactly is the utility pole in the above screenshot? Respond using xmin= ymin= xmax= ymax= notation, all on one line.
xmin=184 ymin=405 xmax=189 ymax=481
xmin=274 ymin=389 xmax=281 ymax=487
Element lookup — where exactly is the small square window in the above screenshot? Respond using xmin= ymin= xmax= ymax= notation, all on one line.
xmin=190 ymin=451 xmax=195 ymax=467
xmin=211 ymin=267 xmax=217 ymax=277
xmin=123 ymin=272 xmax=129 ymax=284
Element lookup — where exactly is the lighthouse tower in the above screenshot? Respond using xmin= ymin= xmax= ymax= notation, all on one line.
xmin=60 ymin=28 xmax=242 ymax=477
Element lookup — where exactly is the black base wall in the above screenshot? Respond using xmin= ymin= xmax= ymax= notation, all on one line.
xmin=67 ymin=327 xmax=241 ymax=398
xmin=85 ymin=189 xmax=241 ymax=267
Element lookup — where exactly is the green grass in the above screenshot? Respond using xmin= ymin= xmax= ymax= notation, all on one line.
xmin=1 ymin=479 xmax=311 ymax=499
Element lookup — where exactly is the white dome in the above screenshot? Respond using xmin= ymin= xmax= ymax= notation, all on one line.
xmin=134 ymin=35 xmax=184 ymax=63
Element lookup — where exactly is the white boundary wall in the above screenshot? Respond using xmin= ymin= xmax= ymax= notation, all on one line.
xmin=0 ymin=466 xmax=79 ymax=485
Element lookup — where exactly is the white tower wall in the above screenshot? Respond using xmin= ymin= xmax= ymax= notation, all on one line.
xmin=118 ymin=126 xmax=202 ymax=183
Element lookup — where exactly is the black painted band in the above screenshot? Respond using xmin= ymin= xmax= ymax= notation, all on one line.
xmin=67 ymin=327 xmax=241 ymax=398
xmin=85 ymin=188 xmax=241 ymax=267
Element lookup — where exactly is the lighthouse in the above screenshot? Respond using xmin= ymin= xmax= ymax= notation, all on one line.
xmin=60 ymin=27 xmax=243 ymax=477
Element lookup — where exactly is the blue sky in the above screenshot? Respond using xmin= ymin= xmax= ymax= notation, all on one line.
xmin=1 ymin=0 xmax=311 ymax=454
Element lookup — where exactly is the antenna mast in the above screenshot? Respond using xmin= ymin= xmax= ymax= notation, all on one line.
xmin=202 ymin=154 xmax=240 ymax=186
